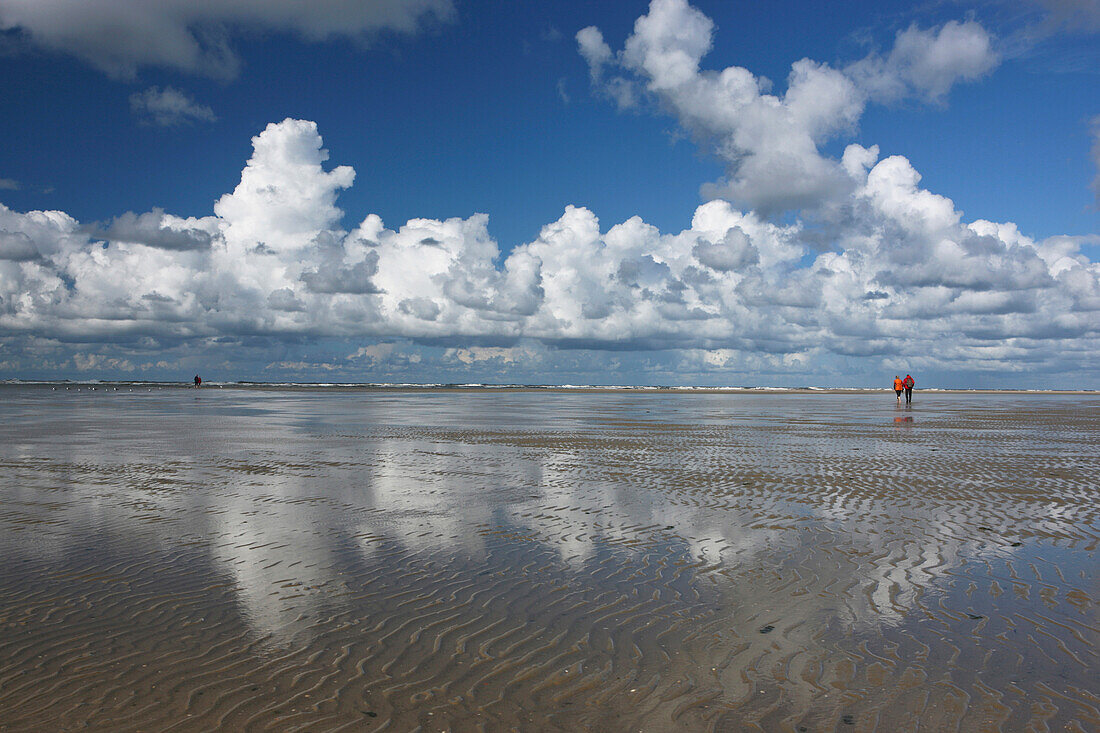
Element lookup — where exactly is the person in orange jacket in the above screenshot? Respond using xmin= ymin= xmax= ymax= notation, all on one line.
xmin=903 ymin=374 xmax=914 ymax=403
xmin=893 ymin=375 xmax=904 ymax=403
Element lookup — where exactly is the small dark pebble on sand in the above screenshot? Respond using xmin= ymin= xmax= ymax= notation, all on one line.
xmin=968 ymin=614 xmax=984 ymax=620
xmin=362 ymin=711 xmax=377 ymax=717
xmin=759 ymin=625 xmax=774 ymax=634
xmin=842 ymin=714 xmax=855 ymax=725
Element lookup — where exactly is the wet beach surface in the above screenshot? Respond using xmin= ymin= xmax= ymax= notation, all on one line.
xmin=0 ymin=386 xmax=1097 ymax=731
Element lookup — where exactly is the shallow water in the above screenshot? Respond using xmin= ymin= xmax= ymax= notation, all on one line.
xmin=0 ymin=386 xmax=1097 ymax=731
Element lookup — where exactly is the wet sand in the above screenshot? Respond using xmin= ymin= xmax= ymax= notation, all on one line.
xmin=0 ymin=386 xmax=1096 ymax=731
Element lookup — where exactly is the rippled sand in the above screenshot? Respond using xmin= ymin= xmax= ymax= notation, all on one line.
xmin=0 ymin=386 xmax=1096 ymax=732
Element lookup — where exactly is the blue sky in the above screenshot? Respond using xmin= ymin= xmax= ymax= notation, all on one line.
xmin=0 ymin=0 xmax=1098 ymax=387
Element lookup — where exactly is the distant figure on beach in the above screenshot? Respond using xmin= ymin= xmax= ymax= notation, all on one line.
xmin=903 ymin=374 xmax=914 ymax=404
xmin=893 ymin=375 xmax=904 ymax=403
xmin=194 ymin=375 xmax=201 ymax=388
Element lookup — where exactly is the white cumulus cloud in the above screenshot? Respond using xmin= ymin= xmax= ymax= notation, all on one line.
xmin=0 ymin=114 xmax=1096 ymax=384
xmin=578 ymin=0 xmax=1000 ymax=216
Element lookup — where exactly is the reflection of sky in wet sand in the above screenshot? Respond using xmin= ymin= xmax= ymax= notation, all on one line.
xmin=1 ymin=386 xmax=1097 ymax=729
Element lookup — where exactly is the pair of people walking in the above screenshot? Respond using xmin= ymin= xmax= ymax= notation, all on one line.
xmin=893 ymin=374 xmax=914 ymax=404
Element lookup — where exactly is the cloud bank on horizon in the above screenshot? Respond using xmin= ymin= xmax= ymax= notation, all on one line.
xmin=0 ymin=0 xmax=1097 ymax=386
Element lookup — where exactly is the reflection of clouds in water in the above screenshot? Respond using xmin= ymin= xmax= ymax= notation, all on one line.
xmin=188 ymin=430 xmax=796 ymax=639
xmin=810 ymin=499 xmax=945 ymax=625
xmin=511 ymin=448 xmax=780 ymax=571
xmin=0 ymin=427 xmax=994 ymax=642
xmin=3 ymin=388 xmax=1092 ymax=652
xmin=356 ymin=438 xmax=501 ymax=560
xmin=0 ymin=436 xmax=209 ymax=567
xmin=331 ymin=430 xmax=914 ymax=644
xmin=349 ymin=434 xmax=781 ymax=573
xmin=205 ymin=475 xmax=349 ymax=643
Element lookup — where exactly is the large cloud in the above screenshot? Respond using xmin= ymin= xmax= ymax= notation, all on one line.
xmin=577 ymin=0 xmax=999 ymax=216
xmin=0 ymin=0 xmax=454 ymax=78
xmin=0 ymin=114 xmax=1096 ymax=384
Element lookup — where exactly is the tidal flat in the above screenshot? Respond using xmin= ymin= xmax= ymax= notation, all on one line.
xmin=0 ymin=386 xmax=1096 ymax=731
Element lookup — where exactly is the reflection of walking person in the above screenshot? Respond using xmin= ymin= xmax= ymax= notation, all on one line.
xmin=194 ymin=375 xmax=201 ymax=388
xmin=903 ymin=374 xmax=914 ymax=404
xmin=893 ymin=375 xmax=904 ymax=404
